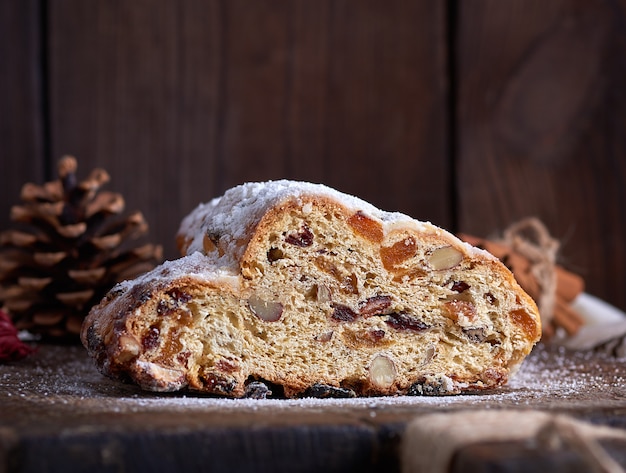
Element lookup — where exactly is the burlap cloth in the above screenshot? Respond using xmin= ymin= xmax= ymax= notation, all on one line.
xmin=402 ymin=410 xmax=626 ymax=473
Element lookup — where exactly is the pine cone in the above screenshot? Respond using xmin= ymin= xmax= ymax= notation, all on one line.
xmin=0 ymin=156 xmax=163 ymax=341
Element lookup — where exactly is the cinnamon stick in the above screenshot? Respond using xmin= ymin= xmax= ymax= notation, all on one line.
xmin=458 ymin=232 xmax=586 ymax=338
xmin=553 ymin=297 xmax=585 ymax=335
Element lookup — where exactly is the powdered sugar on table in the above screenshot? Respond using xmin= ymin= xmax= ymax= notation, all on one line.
xmin=2 ymin=343 xmax=624 ymax=420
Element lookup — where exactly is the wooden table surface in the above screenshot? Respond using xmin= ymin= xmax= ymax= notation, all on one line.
xmin=1 ymin=343 xmax=626 ymax=472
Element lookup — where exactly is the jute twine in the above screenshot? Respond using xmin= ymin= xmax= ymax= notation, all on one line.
xmin=402 ymin=410 xmax=626 ymax=473
xmin=502 ymin=217 xmax=560 ymax=325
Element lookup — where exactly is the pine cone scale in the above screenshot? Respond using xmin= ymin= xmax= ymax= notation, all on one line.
xmin=85 ymin=192 xmax=124 ymax=218
xmin=18 ymin=276 xmax=53 ymax=291
xmin=0 ymin=285 xmax=26 ymax=300
xmin=56 ymin=289 xmax=95 ymax=307
xmin=33 ymin=252 xmax=67 ymax=266
xmin=57 ymin=222 xmax=88 ymax=238
xmin=0 ymin=251 xmax=24 ymax=272
xmin=1 ymin=230 xmax=38 ymax=247
xmin=91 ymin=234 xmax=122 ymax=250
xmin=33 ymin=310 xmax=65 ymax=326
xmin=68 ymin=268 xmax=106 ymax=285
xmin=3 ymin=298 xmax=32 ymax=313
xmin=20 ymin=181 xmax=63 ymax=202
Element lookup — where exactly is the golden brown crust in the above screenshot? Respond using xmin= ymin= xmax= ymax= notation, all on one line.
xmin=82 ymin=182 xmax=541 ymax=398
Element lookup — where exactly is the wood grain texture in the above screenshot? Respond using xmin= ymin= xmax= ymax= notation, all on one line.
xmin=44 ymin=0 xmax=449 ymax=260
xmin=456 ymin=0 xmax=626 ymax=310
xmin=48 ymin=0 xmax=219 ymax=258
xmin=215 ymin=0 xmax=450 ymax=227
xmin=323 ymin=0 xmax=449 ymax=225
xmin=0 ymin=0 xmax=45 ymax=232
xmin=215 ymin=0 xmax=294 ymax=188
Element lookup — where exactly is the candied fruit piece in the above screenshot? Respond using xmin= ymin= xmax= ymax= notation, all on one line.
xmin=509 ymin=309 xmax=539 ymax=339
xmin=443 ymin=300 xmax=477 ymax=323
xmin=343 ymin=328 xmax=388 ymax=348
xmin=380 ymin=236 xmax=417 ymax=270
xmin=347 ymin=211 xmax=384 ymax=243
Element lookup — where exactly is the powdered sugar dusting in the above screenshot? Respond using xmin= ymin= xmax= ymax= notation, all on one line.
xmin=2 ymin=344 xmax=624 ymax=419
xmin=178 ymin=180 xmax=425 ymax=267
xmin=113 ymin=251 xmax=240 ymax=294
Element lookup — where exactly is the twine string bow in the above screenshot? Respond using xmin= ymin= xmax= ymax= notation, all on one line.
xmin=502 ymin=217 xmax=560 ymax=326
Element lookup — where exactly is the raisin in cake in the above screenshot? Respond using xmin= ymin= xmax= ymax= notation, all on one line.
xmin=81 ymin=180 xmax=541 ymax=398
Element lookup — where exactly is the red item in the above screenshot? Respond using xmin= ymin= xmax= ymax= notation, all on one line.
xmin=0 ymin=309 xmax=36 ymax=362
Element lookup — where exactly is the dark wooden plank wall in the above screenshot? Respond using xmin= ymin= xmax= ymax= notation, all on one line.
xmin=456 ymin=0 xmax=626 ymax=311
xmin=1 ymin=0 xmax=625 ymax=311
xmin=0 ymin=0 xmax=45 ymax=216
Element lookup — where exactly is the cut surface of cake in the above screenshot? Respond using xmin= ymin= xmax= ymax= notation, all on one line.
xmin=81 ymin=180 xmax=541 ymax=398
